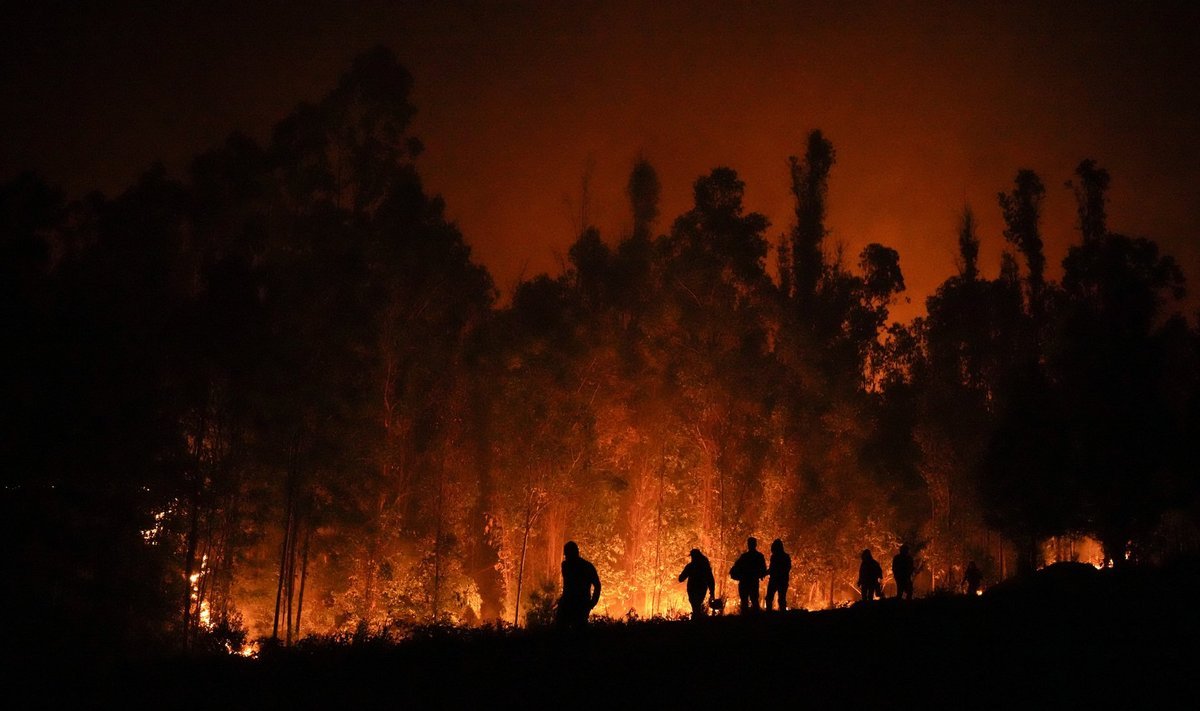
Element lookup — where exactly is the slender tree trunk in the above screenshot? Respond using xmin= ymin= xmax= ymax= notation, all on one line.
xmin=272 ymin=437 xmax=299 ymax=642
xmin=432 ymin=460 xmax=445 ymax=622
xmin=514 ymin=488 xmax=536 ymax=626
xmin=1017 ymin=537 xmax=1038 ymax=575
xmin=718 ymin=463 xmax=727 ymax=599
xmin=285 ymin=510 xmax=298 ymax=646
xmin=947 ymin=485 xmax=954 ymax=589
xmin=216 ymin=487 xmax=240 ymax=621
xmin=294 ymin=524 xmax=311 ymax=641
xmin=652 ymin=454 xmax=665 ymax=617
xmin=468 ymin=383 xmax=504 ymax=620
xmin=182 ymin=488 xmax=201 ymax=649
xmin=694 ymin=426 xmax=714 ymax=557
xmin=194 ymin=526 xmax=216 ymax=630
xmin=361 ymin=524 xmax=381 ymax=632
xmin=514 ymin=535 xmax=529 ymax=626
xmin=182 ymin=409 xmax=208 ymax=650
xmin=271 ymin=504 xmax=292 ymax=642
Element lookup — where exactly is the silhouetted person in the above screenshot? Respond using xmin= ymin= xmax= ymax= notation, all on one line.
xmin=557 ymin=541 xmax=601 ymax=629
xmin=892 ymin=544 xmax=914 ymax=600
xmin=678 ymin=548 xmax=716 ymax=620
xmin=964 ymin=561 xmax=983 ymax=597
xmin=858 ymin=549 xmax=882 ymax=602
xmin=730 ymin=537 xmax=768 ymax=614
xmin=766 ymin=539 xmax=791 ymax=611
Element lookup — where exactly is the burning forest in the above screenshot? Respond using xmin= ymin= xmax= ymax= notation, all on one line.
xmin=4 ymin=15 xmax=1200 ymax=679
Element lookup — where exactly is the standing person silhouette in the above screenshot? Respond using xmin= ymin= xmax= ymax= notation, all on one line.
xmin=729 ymin=537 xmax=768 ymax=614
xmin=964 ymin=561 xmax=983 ymax=597
xmin=678 ymin=548 xmax=716 ymax=620
xmin=892 ymin=544 xmax=915 ymax=600
xmin=766 ymin=539 xmax=792 ymax=611
xmin=557 ymin=541 xmax=601 ymax=629
xmin=857 ymin=549 xmax=883 ymax=602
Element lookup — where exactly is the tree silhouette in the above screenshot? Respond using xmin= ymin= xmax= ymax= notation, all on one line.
xmin=998 ymin=169 xmax=1047 ymax=317
xmin=786 ymin=130 xmax=835 ymax=310
xmin=1056 ymin=161 xmax=1186 ymax=564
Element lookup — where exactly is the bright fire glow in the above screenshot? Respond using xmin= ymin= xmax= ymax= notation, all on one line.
xmin=1039 ymin=535 xmax=1106 ymax=570
xmin=141 ymin=508 xmax=168 ymax=544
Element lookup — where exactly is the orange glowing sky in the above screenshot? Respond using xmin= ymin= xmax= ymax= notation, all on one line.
xmin=3 ymin=1 xmax=1198 ymax=321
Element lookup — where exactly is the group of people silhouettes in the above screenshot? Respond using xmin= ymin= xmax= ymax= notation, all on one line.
xmin=677 ymin=537 xmax=792 ymax=618
xmin=858 ymin=546 xmax=918 ymax=601
xmin=557 ymin=538 xmax=985 ymax=626
xmin=858 ymin=546 xmax=909 ymax=601
xmin=858 ymin=545 xmax=984 ymax=601
xmin=725 ymin=537 xmax=792 ymax=615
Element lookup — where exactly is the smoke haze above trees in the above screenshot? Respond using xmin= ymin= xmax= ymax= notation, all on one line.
xmin=3 ymin=2 xmax=1199 ymax=322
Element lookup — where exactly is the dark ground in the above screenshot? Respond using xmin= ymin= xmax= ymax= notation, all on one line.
xmin=20 ymin=562 xmax=1200 ymax=709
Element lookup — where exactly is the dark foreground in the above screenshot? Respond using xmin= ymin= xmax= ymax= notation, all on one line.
xmin=24 ymin=562 xmax=1200 ymax=708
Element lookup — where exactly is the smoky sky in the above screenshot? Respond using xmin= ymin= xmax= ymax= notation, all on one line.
xmin=3 ymin=1 xmax=1198 ymax=320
